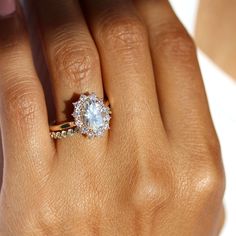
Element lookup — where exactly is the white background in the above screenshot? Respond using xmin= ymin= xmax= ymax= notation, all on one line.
xmin=169 ymin=1 xmax=236 ymax=235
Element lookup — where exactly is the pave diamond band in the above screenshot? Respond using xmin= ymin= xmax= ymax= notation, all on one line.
xmin=50 ymin=93 xmax=111 ymax=139
xmin=50 ymin=127 xmax=77 ymax=139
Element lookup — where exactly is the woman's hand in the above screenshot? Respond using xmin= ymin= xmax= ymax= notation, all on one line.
xmin=0 ymin=0 xmax=225 ymax=235
xmin=196 ymin=0 xmax=236 ymax=79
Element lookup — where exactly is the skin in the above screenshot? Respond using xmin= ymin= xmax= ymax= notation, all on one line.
xmin=195 ymin=0 xmax=236 ymax=79
xmin=0 ymin=0 xmax=225 ymax=235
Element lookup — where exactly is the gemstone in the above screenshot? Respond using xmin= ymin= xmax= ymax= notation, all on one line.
xmin=72 ymin=94 xmax=111 ymax=138
xmin=61 ymin=131 xmax=67 ymax=138
xmin=56 ymin=132 xmax=61 ymax=139
xmin=67 ymin=129 xmax=73 ymax=136
xmin=84 ymin=103 xmax=104 ymax=131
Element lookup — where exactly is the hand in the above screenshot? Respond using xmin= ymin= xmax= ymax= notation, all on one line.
xmin=196 ymin=0 xmax=236 ymax=79
xmin=0 ymin=0 xmax=225 ymax=235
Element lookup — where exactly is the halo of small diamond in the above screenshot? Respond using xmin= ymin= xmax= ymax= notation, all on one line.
xmin=72 ymin=93 xmax=111 ymax=138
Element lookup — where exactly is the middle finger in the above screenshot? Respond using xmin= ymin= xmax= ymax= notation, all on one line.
xmin=82 ymin=0 xmax=166 ymax=140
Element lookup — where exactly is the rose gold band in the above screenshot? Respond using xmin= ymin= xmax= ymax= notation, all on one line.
xmin=49 ymin=121 xmax=76 ymax=132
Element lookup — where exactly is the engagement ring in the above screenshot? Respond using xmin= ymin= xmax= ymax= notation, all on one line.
xmin=50 ymin=93 xmax=111 ymax=139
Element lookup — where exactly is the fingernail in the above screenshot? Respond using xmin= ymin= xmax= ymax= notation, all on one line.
xmin=0 ymin=0 xmax=16 ymax=17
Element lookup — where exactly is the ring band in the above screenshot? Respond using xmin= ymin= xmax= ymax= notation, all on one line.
xmin=50 ymin=93 xmax=111 ymax=139
xmin=50 ymin=121 xmax=76 ymax=132
xmin=50 ymin=122 xmax=77 ymax=139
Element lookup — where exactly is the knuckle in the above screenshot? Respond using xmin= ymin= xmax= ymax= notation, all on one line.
xmin=177 ymin=137 xmax=225 ymax=204
xmin=53 ymin=41 xmax=99 ymax=88
xmin=98 ymin=14 xmax=146 ymax=52
xmin=190 ymin=164 xmax=225 ymax=200
xmin=2 ymin=78 xmax=41 ymax=126
xmin=131 ymin=172 xmax=172 ymax=213
xmin=153 ymin=23 xmax=196 ymax=63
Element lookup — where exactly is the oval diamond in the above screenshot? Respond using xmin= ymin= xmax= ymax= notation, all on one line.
xmin=84 ymin=103 xmax=104 ymax=131
xmin=72 ymin=93 xmax=111 ymax=138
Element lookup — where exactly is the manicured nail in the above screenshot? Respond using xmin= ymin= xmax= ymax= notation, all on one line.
xmin=0 ymin=0 xmax=16 ymax=17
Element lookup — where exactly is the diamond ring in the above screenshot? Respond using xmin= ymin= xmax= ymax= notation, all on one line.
xmin=50 ymin=93 xmax=111 ymax=139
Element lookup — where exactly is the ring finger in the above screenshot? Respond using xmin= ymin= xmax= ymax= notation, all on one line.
xmin=32 ymin=0 xmax=103 ymax=122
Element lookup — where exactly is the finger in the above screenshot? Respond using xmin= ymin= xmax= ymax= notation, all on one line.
xmin=0 ymin=0 xmax=15 ymax=16
xmin=134 ymin=0 xmax=218 ymax=146
xmin=0 ymin=131 xmax=3 ymax=189
xmin=0 ymin=5 xmax=54 ymax=179
xmin=81 ymin=0 xmax=166 ymax=141
xmin=217 ymin=206 xmax=225 ymax=235
xmin=32 ymin=0 xmax=104 ymax=122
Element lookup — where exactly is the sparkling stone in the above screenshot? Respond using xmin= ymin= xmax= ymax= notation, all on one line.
xmin=88 ymin=132 xmax=94 ymax=139
xmin=84 ymin=103 xmax=104 ymax=131
xmin=61 ymin=131 xmax=67 ymax=138
xmin=72 ymin=93 xmax=111 ymax=138
xmin=90 ymin=93 xmax=96 ymax=101
xmin=56 ymin=132 xmax=61 ymax=139
xmin=67 ymin=129 xmax=73 ymax=136
xmin=80 ymin=95 xmax=87 ymax=102
xmin=75 ymin=119 xmax=83 ymax=128
xmin=81 ymin=127 xmax=88 ymax=134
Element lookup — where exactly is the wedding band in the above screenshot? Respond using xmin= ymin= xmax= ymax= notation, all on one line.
xmin=50 ymin=93 xmax=111 ymax=139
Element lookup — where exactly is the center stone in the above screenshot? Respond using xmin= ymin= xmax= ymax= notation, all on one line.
xmin=84 ymin=103 xmax=104 ymax=131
